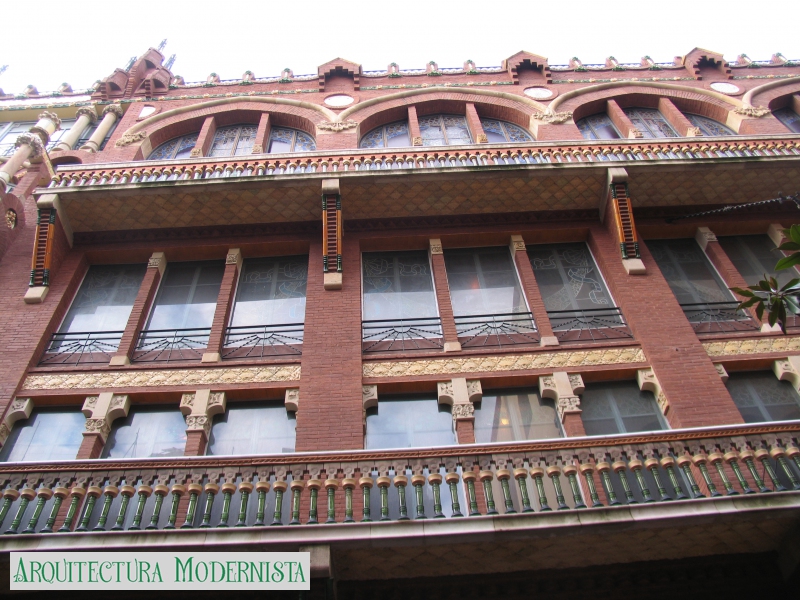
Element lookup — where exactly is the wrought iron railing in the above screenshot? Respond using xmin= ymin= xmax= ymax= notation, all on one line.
xmin=42 ymin=136 xmax=800 ymax=191
xmin=361 ymin=317 xmax=443 ymax=353
xmin=547 ymin=307 xmax=634 ymax=343
xmin=455 ymin=312 xmax=539 ymax=348
xmin=39 ymin=331 xmax=123 ymax=365
xmin=680 ymin=302 xmax=760 ymax=334
xmin=223 ymin=323 xmax=304 ymax=359
xmin=132 ymin=327 xmax=210 ymax=362
xmin=0 ymin=423 xmax=797 ymax=535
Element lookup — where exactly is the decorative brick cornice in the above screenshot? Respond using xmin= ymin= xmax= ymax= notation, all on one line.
xmin=704 ymin=336 xmax=800 ymax=357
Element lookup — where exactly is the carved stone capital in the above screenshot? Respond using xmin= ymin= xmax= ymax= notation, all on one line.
xmin=75 ymin=107 xmax=98 ymax=124
xmin=102 ymin=104 xmax=124 ymax=119
xmin=38 ymin=111 xmax=61 ymax=130
xmin=714 ymin=363 xmax=729 ymax=382
xmin=251 ymin=144 xmax=263 ymax=154
xmin=452 ymin=403 xmax=475 ymax=420
xmin=556 ymin=396 xmax=581 ymax=420
xmin=774 ymin=356 xmax=800 ymax=390
xmin=3 ymin=397 xmax=34 ymax=443
xmin=317 ymin=120 xmax=358 ymax=132
xmin=695 ymin=227 xmax=718 ymax=250
xmin=429 ymin=238 xmax=443 ymax=255
xmin=179 ymin=393 xmax=196 ymax=415
xmin=686 ymin=126 xmax=702 ymax=137
xmin=225 ymin=247 xmax=243 ymax=270
xmin=476 ymin=133 xmax=488 ymax=143
xmin=285 ymin=388 xmax=300 ymax=412
xmin=114 ymin=130 xmax=146 ymax=147
xmin=509 ymin=234 xmax=526 ymax=255
xmin=0 ymin=423 xmax=10 ymax=447
xmin=185 ymin=415 xmax=210 ymax=437
xmin=733 ymin=105 xmax=771 ymax=118
xmin=147 ymin=251 xmax=167 ymax=275
xmin=362 ymin=385 xmax=378 ymax=411
xmin=15 ymin=133 xmax=44 ymax=158
xmin=637 ymin=368 xmax=668 ymax=415
xmin=412 ymin=136 xmax=423 ymax=146
xmin=189 ymin=147 xmax=202 ymax=158
xmin=84 ymin=418 xmax=111 ymax=440
xmin=532 ymin=111 xmax=573 ymax=124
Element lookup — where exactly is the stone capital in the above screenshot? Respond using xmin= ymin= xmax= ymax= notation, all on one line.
xmin=540 ymin=372 xmax=584 ymax=421
xmin=15 ymin=133 xmax=44 ymax=158
xmin=75 ymin=107 xmax=98 ymax=123
xmin=181 ymin=389 xmax=226 ymax=437
xmin=695 ymin=227 xmax=718 ymax=251
xmin=636 ymin=368 xmax=668 ymax=415
xmin=429 ymin=238 xmax=443 ymax=255
xmin=81 ymin=392 xmax=130 ymax=443
xmin=0 ymin=398 xmax=33 ymax=446
xmin=437 ymin=378 xmax=481 ymax=421
xmin=285 ymin=388 xmax=299 ymax=412
xmin=774 ymin=356 xmax=800 ymax=390
xmin=509 ymin=234 xmax=526 ymax=256
xmin=225 ymin=247 xmax=243 ymax=270
xmin=362 ymin=385 xmax=378 ymax=411
xmin=102 ymin=104 xmax=124 ymax=119
xmin=147 ymin=251 xmax=167 ymax=276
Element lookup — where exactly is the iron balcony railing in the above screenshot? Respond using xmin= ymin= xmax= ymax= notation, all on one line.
xmin=0 ymin=423 xmax=797 ymax=534
xmin=223 ymin=323 xmax=304 ymax=359
xmin=362 ymin=317 xmax=443 ymax=353
xmin=455 ymin=312 xmax=539 ymax=348
xmin=42 ymin=136 xmax=800 ymax=191
xmin=39 ymin=330 xmax=124 ymax=365
xmin=547 ymin=307 xmax=634 ymax=343
xmin=680 ymin=302 xmax=760 ymax=334
xmin=133 ymin=327 xmax=210 ymax=362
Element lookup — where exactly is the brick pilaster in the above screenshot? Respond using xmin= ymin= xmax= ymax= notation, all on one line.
xmin=408 ymin=106 xmax=422 ymax=146
xmin=455 ymin=420 xmax=475 ymax=444
xmin=76 ymin=433 xmax=105 ymax=459
xmin=191 ymin=116 xmax=217 ymax=158
xmin=429 ymin=239 xmax=460 ymax=352
xmin=658 ymin=97 xmax=697 ymax=137
xmin=203 ymin=249 xmax=241 ymax=362
xmin=464 ymin=103 xmax=487 ymax=143
xmin=253 ymin=113 xmax=271 ymax=154
xmin=606 ymin=99 xmax=641 ymax=138
xmin=562 ymin=413 xmax=587 ymax=437
xmin=511 ymin=236 xmax=556 ymax=343
xmin=184 ymin=430 xmax=207 ymax=456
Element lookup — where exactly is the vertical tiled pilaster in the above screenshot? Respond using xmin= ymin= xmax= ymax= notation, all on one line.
xmin=429 ymin=239 xmax=460 ymax=352
xmin=465 ymin=103 xmax=487 ymax=143
xmin=252 ymin=113 xmax=271 ymax=154
xmin=203 ymin=248 xmax=242 ymax=363
xmin=191 ymin=116 xmax=217 ymax=158
xmin=658 ymin=98 xmax=699 ymax=137
xmin=606 ymin=100 xmax=641 ymax=139
xmin=408 ymin=106 xmax=422 ymax=146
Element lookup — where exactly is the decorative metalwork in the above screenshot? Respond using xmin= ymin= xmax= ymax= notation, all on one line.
xmin=454 ymin=312 xmax=539 ymax=348
xmin=222 ymin=323 xmax=304 ymax=359
xmin=547 ymin=307 xmax=633 ymax=343
xmin=132 ymin=327 xmax=210 ymax=362
xmin=39 ymin=331 xmax=124 ymax=365
xmin=362 ymin=317 xmax=443 ymax=353
xmin=680 ymin=302 xmax=759 ymax=333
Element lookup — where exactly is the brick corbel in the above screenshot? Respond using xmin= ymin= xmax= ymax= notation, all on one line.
xmin=773 ymin=356 xmax=800 ymax=390
xmin=180 ymin=389 xmax=226 ymax=456
xmin=0 ymin=398 xmax=33 ymax=448
xmin=78 ymin=392 xmax=130 ymax=458
xmin=636 ymin=368 xmax=669 ymax=416
xmin=539 ymin=372 xmax=584 ymax=422
xmin=606 ymin=100 xmax=643 ymax=139
xmin=285 ymin=388 xmax=300 ymax=412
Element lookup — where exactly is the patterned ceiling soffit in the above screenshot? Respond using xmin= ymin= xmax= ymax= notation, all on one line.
xmin=363 ymin=348 xmax=646 ymax=378
xmin=704 ymin=336 xmax=800 ymax=357
xmin=23 ymin=365 xmax=301 ymax=391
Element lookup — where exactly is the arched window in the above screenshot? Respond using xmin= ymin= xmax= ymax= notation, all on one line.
xmin=576 ymin=114 xmax=622 ymax=140
xmin=479 ymin=119 xmax=534 ymax=143
xmin=774 ymin=108 xmax=800 ymax=133
xmin=146 ymin=132 xmax=199 ymax=160
xmin=208 ymin=124 xmax=258 ymax=156
xmin=419 ymin=114 xmax=472 ymax=145
xmin=268 ymin=127 xmax=316 ymax=153
xmin=685 ymin=114 xmax=734 ymax=136
xmin=622 ymin=108 xmax=677 ymax=138
xmin=359 ymin=121 xmax=410 ymax=149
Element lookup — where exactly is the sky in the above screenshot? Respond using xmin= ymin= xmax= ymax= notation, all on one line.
xmin=1 ymin=0 xmax=798 ymax=94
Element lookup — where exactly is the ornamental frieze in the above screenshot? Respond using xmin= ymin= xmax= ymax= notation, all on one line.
xmin=703 ymin=336 xmax=800 ymax=357
xmin=23 ymin=365 xmax=301 ymax=391
xmin=363 ymin=348 xmax=646 ymax=378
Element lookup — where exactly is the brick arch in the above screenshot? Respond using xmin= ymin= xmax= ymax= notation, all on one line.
xmin=347 ymin=90 xmax=539 ymax=141
xmin=746 ymin=80 xmax=800 ymax=111
xmin=565 ymin=86 xmax=735 ymax=125
xmin=50 ymin=155 xmax=83 ymax=167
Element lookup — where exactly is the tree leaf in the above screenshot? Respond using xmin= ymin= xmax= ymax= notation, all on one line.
xmin=775 ymin=253 xmax=800 ymax=271
xmin=756 ymin=302 xmax=765 ymax=321
xmin=790 ymin=225 xmax=800 ymax=245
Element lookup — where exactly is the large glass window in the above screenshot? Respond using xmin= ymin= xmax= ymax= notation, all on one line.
xmin=362 ymin=251 xmax=437 ymax=321
xmin=147 ymin=132 xmax=199 ymax=160
xmin=146 ymin=261 xmax=225 ymax=331
xmin=685 ymin=114 xmax=734 ymax=136
xmin=623 ymin=108 xmax=678 ymax=138
xmin=267 ymin=127 xmax=316 ymax=153
xmin=0 ymin=410 xmax=84 ymax=462
xmin=576 ymin=114 xmax=622 ymax=140
xmin=774 ymin=108 xmax=800 ymax=134
xmin=58 ymin=264 xmax=146 ymax=337
xmin=103 ymin=406 xmax=186 ymax=458
xmin=474 ymin=389 xmax=561 ymax=443
xmin=580 ymin=382 xmax=667 ymax=435
xmin=230 ymin=256 xmax=308 ymax=327
xmin=208 ymin=124 xmax=258 ymax=157
xmin=725 ymin=372 xmax=800 ymax=423
xmin=444 ymin=247 xmax=528 ymax=317
xmin=419 ymin=115 xmax=472 ymax=146
xmin=365 ymin=396 xmax=455 ymax=449
xmin=479 ymin=119 xmax=533 ymax=143
xmin=359 ymin=121 xmax=410 ymax=149
xmin=0 ymin=121 xmax=36 ymax=157
xmin=207 ymin=401 xmax=296 ymax=455
xmin=647 ymin=239 xmax=733 ymax=305
xmin=45 ymin=119 xmax=76 ymax=151
xmin=718 ymin=234 xmax=797 ymax=289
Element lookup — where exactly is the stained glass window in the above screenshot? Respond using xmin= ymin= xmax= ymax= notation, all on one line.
xmin=0 ymin=410 xmax=84 ymax=462
xmin=230 ymin=256 xmax=308 ymax=326
xmin=208 ymin=124 xmax=258 ymax=157
xmin=479 ymin=119 xmax=534 ymax=143
xmin=146 ymin=261 xmax=225 ymax=330
xmin=580 ymin=382 xmax=667 ymax=435
xmin=58 ymin=265 xmax=146 ymax=338
xmin=527 ymin=243 xmax=614 ymax=312
xmin=623 ymin=108 xmax=678 ymax=138
xmin=647 ymin=239 xmax=733 ymax=305
xmin=267 ymin=127 xmax=316 ymax=153
xmin=207 ymin=401 xmax=296 ymax=455
xmin=718 ymin=234 xmax=797 ymax=289
xmin=444 ymin=247 xmax=528 ymax=317
xmin=576 ymin=114 xmax=622 ymax=140
xmin=362 ymin=251 xmax=437 ymax=321
xmin=474 ymin=389 xmax=561 ymax=443
xmin=685 ymin=114 xmax=734 ymax=136
xmin=419 ymin=115 xmax=472 ymax=146
xmin=103 ymin=406 xmax=187 ymax=458
xmin=365 ymin=395 xmax=455 ymax=449
xmin=359 ymin=121 xmax=410 ymax=149
xmin=774 ymin=108 xmax=800 ymax=134
xmin=725 ymin=372 xmax=800 ymax=423
xmin=147 ymin=132 xmax=199 ymax=160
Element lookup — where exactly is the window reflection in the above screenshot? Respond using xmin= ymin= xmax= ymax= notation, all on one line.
xmin=647 ymin=239 xmax=733 ymax=305
xmin=580 ymin=382 xmax=667 ymax=435
xmin=207 ymin=401 xmax=296 ymax=455
xmin=419 ymin=115 xmax=472 ymax=146
xmin=362 ymin=251 xmax=437 ymax=321
xmin=718 ymin=234 xmax=797 ymax=289
xmin=103 ymin=406 xmax=186 ymax=458
xmin=474 ymin=390 xmax=561 ymax=443
xmin=0 ymin=410 xmax=84 ymax=462
xmin=576 ymin=114 xmax=622 ymax=140
xmin=365 ymin=396 xmax=455 ymax=449
xmin=146 ymin=261 xmax=225 ymax=330
xmin=725 ymin=372 xmax=800 ymax=423
xmin=230 ymin=256 xmax=308 ymax=327
xmin=444 ymin=247 xmax=528 ymax=317
xmin=528 ymin=243 xmax=613 ymax=312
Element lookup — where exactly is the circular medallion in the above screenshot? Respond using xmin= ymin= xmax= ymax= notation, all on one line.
xmin=324 ymin=94 xmax=355 ymax=107
xmin=524 ymin=87 xmax=554 ymax=100
xmin=710 ymin=82 xmax=741 ymax=95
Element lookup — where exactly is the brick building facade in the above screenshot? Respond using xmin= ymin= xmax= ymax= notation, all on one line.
xmin=0 ymin=46 xmax=799 ymax=597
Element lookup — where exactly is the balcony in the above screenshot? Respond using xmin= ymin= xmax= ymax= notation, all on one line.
xmin=132 ymin=327 xmax=210 ymax=362
xmin=362 ymin=317 xmax=443 ymax=353
xmin=455 ymin=312 xmax=539 ymax=348
xmin=547 ymin=307 xmax=634 ymax=343
xmin=223 ymin=323 xmax=304 ymax=359
xmin=681 ymin=302 xmax=760 ymax=334
xmin=39 ymin=331 xmax=124 ymax=365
